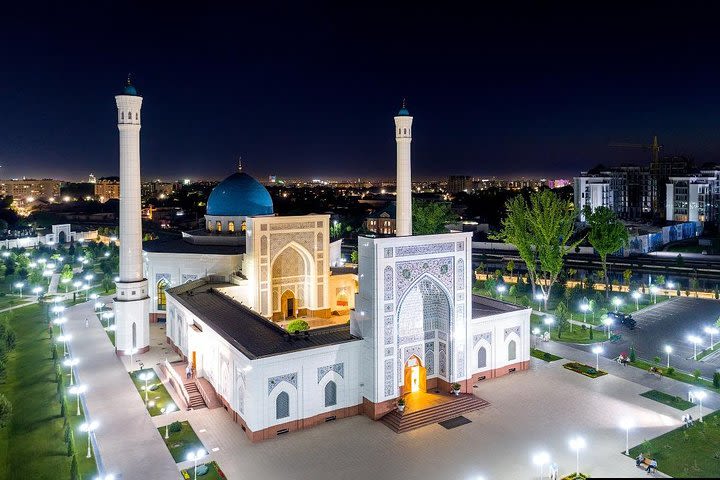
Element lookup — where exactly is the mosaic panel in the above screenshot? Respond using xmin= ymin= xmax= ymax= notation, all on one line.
xmin=316 ymin=232 xmax=323 ymax=251
xmin=270 ymin=232 xmax=314 ymax=259
xmin=317 ymin=363 xmax=344 ymax=383
xmin=456 ymin=241 xmax=465 ymax=251
xmin=457 ymin=259 xmax=465 ymax=290
xmin=455 ymin=304 xmax=464 ymax=323
xmin=237 ymin=370 xmax=246 ymax=414
xmin=384 ymin=247 xmax=394 ymax=258
xmin=181 ymin=274 xmax=198 ymax=283
xmin=439 ymin=342 xmax=447 ymax=377
xmin=395 ymin=257 xmax=454 ymax=299
xmin=267 ymin=372 xmax=297 ymax=395
xmin=399 ymin=334 xmax=424 ymax=345
xmin=270 ymin=221 xmax=317 ymax=231
xmin=260 ymin=236 xmax=268 ymax=255
xmin=384 ymin=315 xmax=394 ymax=345
xmin=384 ymin=303 xmax=393 ymax=313
xmin=155 ymin=273 xmax=171 ymax=284
xmin=504 ymin=326 xmax=521 ymax=340
xmin=316 ymin=221 xmax=323 ymax=228
xmin=384 ymin=346 xmax=394 ymax=357
xmin=473 ymin=332 xmax=492 ymax=347
xmin=403 ymin=344 xmax=424 ymax=363
xmin=456 ymin=292 xmax=465 ymax=302
xmin=260 ymin=224 xmax=268 ymax=231
xmin=424 ymin=330 xmax=436 ymax=340
xmin=384 ymin=359 xmax=394 ymax=397
xmin=383 ymin=266 xmax=393 ymax=301
xmin=457 ymin=349 xmax=465 ymax=379
xmin=438 ymin=331 xmax=448 ymax=341
xmin=395 ymin=242 xmax=454 ymax=257
xmin=425 ymin=342 xmax=435 ymax=375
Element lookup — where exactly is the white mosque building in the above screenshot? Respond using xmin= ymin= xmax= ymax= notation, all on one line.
xmin=113 ymin=80 xmax=530 ymax=441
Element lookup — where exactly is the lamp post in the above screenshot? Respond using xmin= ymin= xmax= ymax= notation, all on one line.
xmin=532 ymin=327 xmax=540 ymax=349
xmin=139 ymin=371 xmax=155 ymax=402
xmin=496 ymin=284 xmax=506 ymax=299
xmin=632 ymin=291 xmax=641 ymax=311
xmin=612 ymin=297 xmax=622 ymax=313
xmin=543 ymin=316 xmax=554 ymax=336
xmin=704 ymin=326 xmax=719 ymax=350
xmin=535 ymin=293 xmax=544 ymax=312
xmin=592 ymin=345 xmax=603 ymax=371
xmin=688 ymin=335 xmax=702 ymax=360
xmin=650 ymin=285 xmax=658 ymax=304
xmin=61 ymin=277 xmax=71 ymax=292
xmin=602 ymin=317 xmax=613 ymax=339
xmin=187 ymin=449 xmax=207 ymax=480
xmin=568 ymin=436 xmax=586 ymax=478
xmin=84 ymin=273 xmax=94 ymax=283
xmin=32 ymin=286 xmax=42 ymax=299
xmin=692 ymin=390 xmax=707 ymax=422
xmin=80 ymin=421 xmax=98 ymax=458
xmin=532 ymin=451 xmax=550 ymax=480
xmin=664 ymin=345 xmax=672 ymax=368
xmin=57 ymin=334 xmax=71 ymax=356
xmin=69 ymin=384 xmax=87 ymax=416
xmin=64 ymin=358 xmax=79 ymax=385
xmin=620 ymin=418 xmax=634 ymax=455
xmin=14 ymin=282 xmax=24 ymax=297
xmin=73 ymin=280 xmax=82 ymax=291
xmin=161 ymin=404 xmax=177 ymax=439
xmin=580 ymin=302 xmax=589 ymax=322
xmin=667 ymin=281 xmax=674 ymax=294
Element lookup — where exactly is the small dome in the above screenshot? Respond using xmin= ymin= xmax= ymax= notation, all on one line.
xmin=122 ymin=84 xmax=138 ymax=96
xmin=397 ymin=107 xmax=410 ymax=116
xmin=206 ymin=172 xmax=274 ymax=217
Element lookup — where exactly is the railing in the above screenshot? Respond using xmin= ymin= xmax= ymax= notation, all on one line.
xmin=163 ymin=359 xmax=191 ymax=406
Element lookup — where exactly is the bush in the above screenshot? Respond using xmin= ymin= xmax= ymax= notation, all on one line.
xmin=0 ymin=393 xmax=11 ymax=428
xmin=629 ymin=346 xmax=636 ymax=363
xmin=693 ymin=369 xmax=702 ymax=382
xmin=64 ymin=423 xmax=71 ymax=444
xmin=287 ymin=319 xmax=309 ymax=334
xmin=70 ymin=456 xmax=78 ymax=480
xmin=714 ymin=372 xmax=720 ymax=389
xmin=67 ymin=434 xmax=74 ymax=457
xmin=653 ymin=356 xmax=661 ymax=365
xmin=666 ymin=367 xmax=675 ymax=376
xmin=169 ymin=420 xmax=182 ymax=433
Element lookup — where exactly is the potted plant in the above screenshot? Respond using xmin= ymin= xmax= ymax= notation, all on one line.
xmin=451 ymin=382 xmax=461 ymax=395
xmin=397 ymin=398 xmax=405 ymax=413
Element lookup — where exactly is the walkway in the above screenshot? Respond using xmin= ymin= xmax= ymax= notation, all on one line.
xmin=61 ymin=298 xmax=180 ymax=479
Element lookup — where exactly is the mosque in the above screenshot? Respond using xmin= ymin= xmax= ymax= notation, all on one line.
xmin=112 ymin=80 xmax=531 ymax=442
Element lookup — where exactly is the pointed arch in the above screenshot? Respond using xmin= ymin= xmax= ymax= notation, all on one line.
xmin=276 ymin=391 xmax=289 ymax=419
xmin=324 ymin=381 xmax=337 ymax=407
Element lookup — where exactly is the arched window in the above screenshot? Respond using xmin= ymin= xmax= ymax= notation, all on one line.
xmin=135 ymin=112 xmax=139 ymax=120
xmin=477 ymin=346 xmax=487 ymax=369
xmin=276 ymin=391 xmax=290 ymax=419
xmin=324 ymin=381 xmax=337 ymax=407
xmin=121 ymin=112 xmax=124 ymax=120
xmin=403 ymin=128 xmax=407 ymax=134
xmin=216 ymin=221 xmax=222 ymax=232
xmin=241 ymin=221 xmax=247 ymax=232
xmin=228 ymin=221 xmax=235 ymax=232
xmin=207 ymin=220 xmax=212 ymax=230
xmin=128 ymin=111 xmax=131 ymax=119
xmin=508 ymin=340 xmax=517 ymax=361
xmin=157 ymin=278 xmax=169 ymax=310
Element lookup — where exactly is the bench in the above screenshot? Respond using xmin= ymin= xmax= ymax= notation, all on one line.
xmin=636 ymin=456 xmax=656 ymax=473
xmin=648 ymin=367 xmax=662 ymax=379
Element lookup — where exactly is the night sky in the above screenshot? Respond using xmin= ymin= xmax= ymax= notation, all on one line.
xmin=2 ymin=3 xmax=720 ymax=181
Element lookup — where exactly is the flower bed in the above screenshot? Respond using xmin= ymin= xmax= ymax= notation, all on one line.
xmin=182 ymin=461 xmax=225 ymax=480
xmin=530 ymin=348 xmax=562 ymax=362
xmin=563 ymin=362 xmax=607 ymax=378
xmin=560 ymin=474 xmax=589 ymax=480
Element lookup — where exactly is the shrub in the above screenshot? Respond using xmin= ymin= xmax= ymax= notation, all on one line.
xmin=64 ymin=423 xmax=71 ymax=444
xmin=169 ymin=421 xmax=182 ymax=433
xmin=714 ymin=372 xmax=720 ymax=389
xmin=60 ymin=399 xmax=66 ymax=418
xmin=0 ymin=393 xmax=11 ymax=428
xmin=666 ymin=367 xmax=675 ymax=376
xmin=629 ymin=346 xmax=636 ymax=362
xmin=287 ymin=319 xmax=309 ymax=334
xmin=451 ymin=382 xmax=461 ymax=390
xmin=653 ymin=356 xmax=661 ymax=365
xmin=70 ymin=456 xmax=78 ymax=480
xmin=67 ymin=434 xmax=74 ymax=457
xmin=693 ymin=369 xmax=702 ymax=382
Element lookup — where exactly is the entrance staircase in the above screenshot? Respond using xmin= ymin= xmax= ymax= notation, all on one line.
xmin=184 ymin=381 xmax=207 ymax=409
xmin=381 ymin=393 xmax=489 ymax=433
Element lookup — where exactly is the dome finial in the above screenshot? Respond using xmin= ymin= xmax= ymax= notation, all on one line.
xmin=127 ymin=73 xmax=132 ymax=86
xmin=397 ymin=98 xmax=410 ymax=116
xmin=402 ymin=97 xmax=406 ymax=109
xmin=238 ymin=156 xmax=243 ymax=172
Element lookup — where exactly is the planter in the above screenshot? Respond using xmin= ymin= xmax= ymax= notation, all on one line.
xmin=452 ymin=389 xmax=460 ymax=396
xmin=397 ymin=404 xmax=405 ymax=413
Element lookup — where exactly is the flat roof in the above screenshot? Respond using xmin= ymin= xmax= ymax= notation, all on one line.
xmin=143 ymin=237 xmax=245 ymax=255
xmin=167 ymin=280 xmax=359 ymax=359
xmin=472 ymin=294 xmax=525 ymax=319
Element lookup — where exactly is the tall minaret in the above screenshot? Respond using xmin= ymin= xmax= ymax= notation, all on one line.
xmin=113 ymin=76 xmax=150 ymax=355
xmin=394 ymin=100 xmax=413 ymax=236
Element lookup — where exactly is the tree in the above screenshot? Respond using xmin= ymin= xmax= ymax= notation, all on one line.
xmin=495 ymin=190 xmax=582 ymax=308
xmin=584 ymin=206 xmax=629 ymax=298
xmin=623 ymin=269 xmax=632 ymax=288
xmin=506 ymin=259 xmax=515 ymax=280
xmin=656 ymin=274 xmax=666 ymax=286
xmin=350 ymin=250 xmax=358 ymax=264
xmin=555 ymin=302 xmax=570 ymax=338
xmin=61 ymin=264 xmax=73 ymax=283
xmin=0 ymin=393 xmax=11 ymax=428
xmin=287 ymin=319 xmax=309 ymax=333
xmin=412 ymin=200 xmax=458 ymax=235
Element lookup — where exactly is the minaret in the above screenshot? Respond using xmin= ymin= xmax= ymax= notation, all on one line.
xmin=394 ymin=100 xmax=413 ymax=236
xmin=113 ymin=76 xmax=150 ymax=355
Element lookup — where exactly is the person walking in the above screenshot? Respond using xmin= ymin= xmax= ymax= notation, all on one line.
xmin=85 ymin=317 xmax=89 ymax=328
xmin=185 ymin=364 xmax=191 ymax=379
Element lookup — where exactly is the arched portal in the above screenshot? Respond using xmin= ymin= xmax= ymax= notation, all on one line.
xmin=280 ymin=289 xmax=296 ymax=319
xmin=58 ymin=230 xmax=67 ymax=244
xmin=402 ymin=355 xmax=427 ymax=395
xmin=271 ymin=244 xmax=311 ymax=319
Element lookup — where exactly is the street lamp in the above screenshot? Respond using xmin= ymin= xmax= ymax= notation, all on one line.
xmin=80 ymin=421 xmax=98 ymax=458
xmin=496 ymin=284 xmax=506 ymax=298
xmin=32 ymin=286 xmax=42 ymax=299
xmin=692 ymin=390 xmax=707 ymax=422
xmin=535 ymin=293 xmax=545 ymax=312
xmin=631 ymin=291 xmax=641 ymax=311
xmin=14 ymin=282 xmax=24 ymax=297
xmin=61 ymin=277 xmax=71 ymax=292
xmin=532 ymin=327 xmax=540 ymax=349
xmin=161 ymin=404 xmax=177 ymax=438
xmin=84 ymin=274 xmax=94 ymax=282
xmin=704 ymin=326 xmax=719 ymax=350
xmin=64 ymin=358 xmax=79 ymax=385
xmin=619 ymin=418 xmax=634 ymax=455
xmin=602 ymin=316 xmax=613 ymax=339
xmin=543 ymin=315 xmax=555 ymax=334
xmin=57 ymin=334 xmax=71 ymax=356
xmin=592 ymin=345 xmax=603 ymax=371
xmin=664 ymin=345 xmax=672 ymax=368
xmin=688 ymin=335 xmax=702 ymax=360
xmin=568 ymin=436 xmax=586 ymax=478
xmin=186 ymin=449 xmax=207 ymax=480
xmin=612 ymin=297 xmax=622 ymax=312
xmin=69 ymin=384 xmax=87 ymax=415
xmin=580 ymin=302 xmax=589 ymax=322
xmin=139 ymin=371 xmax=155 ymax=402
xmin=532 ymin=451 xmax=550 ymax=480
xmin=650 ymin=285 xmax=658 ymax=304
xmin=73 ymin=281 xmax=82 ymax=291
xmin=667 ymin=281 xmax=674 ymax=292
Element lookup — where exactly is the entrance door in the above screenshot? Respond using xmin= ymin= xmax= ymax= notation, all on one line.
xmin=403 ymin=355 xmax=427 ymax=394
xmin=191 ymin=351 xmax=197 ymax=375
xmin=287 ymin=297 xmax=295 ymax=318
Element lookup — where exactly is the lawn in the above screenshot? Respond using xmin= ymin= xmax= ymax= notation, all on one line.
xmin=640 ymin=390 xmax=695 ymax=411
xmin=531 ymin=314 xmax=605 ymax=344
xmin=129 ymin=368 xmax=177 ymax=416
xmin=159 ymin=420 xmax=205 ymax=463
xmin=0 ymin=303 xmax=86 ymax=480
xmin=629 ymin=358 xmax=720 ymax=393
xmin=182 ymin=461 xmax=227 ymax=480
xmin=563 ymin=361 xmax=607 ymax=378
xmin=530 ymin=348 xmax=562 ymax=362
xmin=628 ymin=410 xmax=720 ymax=478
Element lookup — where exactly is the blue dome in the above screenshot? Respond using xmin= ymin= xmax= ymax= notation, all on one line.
xmin=206 ymin=172 xmax=274 ymax=217
xmin=397 ymin=107 xmax=410 ymax=116
xmin=122 ymin=84 xmax=138 ymax=96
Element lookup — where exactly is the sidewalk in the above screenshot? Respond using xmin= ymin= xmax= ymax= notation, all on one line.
xmin=62 ymin=298 xmax=180 ymax=479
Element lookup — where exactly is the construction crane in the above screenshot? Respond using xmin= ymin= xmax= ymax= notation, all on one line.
xmin=608 ymin=135 xmax=661 ymax=163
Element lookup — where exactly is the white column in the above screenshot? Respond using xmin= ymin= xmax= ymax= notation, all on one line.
xmin=394 ymin=109 xmax=413 ymax=237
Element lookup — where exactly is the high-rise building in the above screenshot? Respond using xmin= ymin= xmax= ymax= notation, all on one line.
xmin=448 ymin=175 xmax=472 ymax=193
xmin=666 ymin=168 xmax=720 ymax=223
xmin=95 ymin=177 xmax=120 ymax=202
xmin=0 ymin=179 xmax=61 ymax=203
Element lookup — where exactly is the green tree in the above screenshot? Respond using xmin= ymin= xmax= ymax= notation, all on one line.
xmin=412 ymin=200 xmax=458 ymax=235
xmin=623 ymin=269 xmax=632 ymax=288
xmin=584 ymin=206 xmax=629 ymax=298
xmin=61 ymin=264 xmax=73 ymax=282
xmin=629 ymin=346 xmax=636 ymax=362
xmin=506 ymin=259 xmax=515 ymax=280
xmin=555 ymin=302 xmax=570 ymax=338
xmin=656 ymin=274 xmax=666 ymax=286
xmin=287 ymin=319 xmax=309 ymax=333
xmin=350 ymin=250 xmax=358 ymax=264
xmin=0 ymin=393 xmax=11 ymax=428
xmin=495 ymin=190 xmax=582 ymax=308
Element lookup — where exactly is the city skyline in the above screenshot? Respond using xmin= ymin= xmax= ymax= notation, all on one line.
xmin=3 ymin=4 xmax=720 ymax=180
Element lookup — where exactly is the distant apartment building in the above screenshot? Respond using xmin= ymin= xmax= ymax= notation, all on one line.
xmin=141 ymin=181 xmax=175 ymax=199
xmin=575 ymin=166 xmax=654 ymax=221
xmin=95 ymin=177 xmax=120 ymax=202
xmin=666 ymin=169 xmax=720 ymax=223
xmin=365 ymin=203 xmax=396 ymax=235
xmin=0 ymin=179 xmax=61 ymax=203
xmin=447 ymin=175 xmax=473 ymax=193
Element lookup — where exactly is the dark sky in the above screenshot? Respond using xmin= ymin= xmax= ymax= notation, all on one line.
xmin=2 ymin=3 xmax=720 ymax=181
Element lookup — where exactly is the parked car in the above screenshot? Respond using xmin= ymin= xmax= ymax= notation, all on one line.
xmin=606 ymin=311 xmax=636 ymax=330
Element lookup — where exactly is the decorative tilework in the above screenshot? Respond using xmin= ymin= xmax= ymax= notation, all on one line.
xmin=403 ymin=344 xmax=423 ymax=363
xmin=267 ymin=372 xmax=297 ymax=395
xmin=260 ymin=224 xmax=268 ymax=231
xmin=316 ymin=221 xmax=323 ymax=228
xmin=155 ymin=273 xmax=171 ymax=284
xmin=396 ymin=257 xmax=454 ymax=299
xmin=399 ymin=334 xmax=424 ymax=344
xmin=237 ymin=370 xmax=246 ymax=414
xmin=384 ymin=247 xmax=394 ymax=258
xmin=384 ymin=346 xmax=394 ymax=357
xmin=457 ymin=349 xmax=465 ymax=379
xmin=181 ymin=274 xmax=198 ymax=283
xmin=396 ymin=242 xmax=454 ymax=257
xmin=455 ymin=305 xmax=464 ymax=323
xmin=270 ymin=221 xmax=316 ymax=231
xmin=456 ymin=241 xmax=465 ymax=251
xmin=384 ymin=359 xmax=394 ymax=397
xmin=504 ymin=326 xmax=521 ymax=340
xmin=456 ymin=292 xmax=465 ymax=302
xmin=384 ymin=316 xmax=393 ymax=345
xmin=439 ymin=342 xmax=447 ymax=377
xmin=438 ymin=331 xmax=448 ymax=341
xmin=424 ymin=330 xmax=436 ymax=340
xmin=384 ymin=303 xmax=393 ymax=313
xmin=317 ymin=363 xmax=344 ymax=383
xmin=383 ymin=266 xmax=393 ymax=301
xmin=473 ymin=332 xmax=492 ymax=347
xmin=457 ymin=259 xmax=465 ymax=290
xmin=424 ymin=342 xmax=435 ymax=375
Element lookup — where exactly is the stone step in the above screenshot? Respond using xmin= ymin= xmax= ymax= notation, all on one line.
xmin=381 ymin=394 xmax=489 ymax=433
